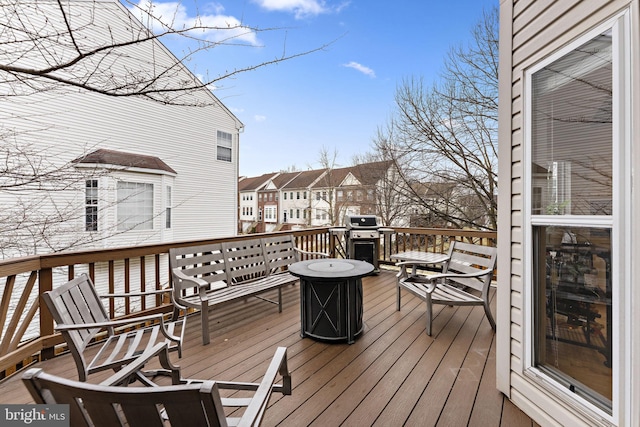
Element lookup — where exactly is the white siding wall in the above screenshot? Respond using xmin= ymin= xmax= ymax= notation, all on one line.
xmin=0 ymin=1 xmax=241 ymax=254
xmin=499 ymin=1 xmax=638 ymax=426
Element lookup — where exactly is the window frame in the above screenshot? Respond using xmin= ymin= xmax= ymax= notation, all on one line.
xmin=216 ymin=130 xmax=233 ymax=162
xmin=85 ymin=179 xmax=99 ymax=232
xmin=165 ymin=185 xmax=172 ymax=229
xmin=522 ymin=12 xmax=630 ymax=423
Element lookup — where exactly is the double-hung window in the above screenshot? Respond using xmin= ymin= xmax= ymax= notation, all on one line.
xmin=216 ymin=130 xmax=233 ymax=162
xmin=165 ymin=185 xmax=172 ymax=229
xmin=525 ymin=13 xmax=629 ymax=418
xmin=85 ymin=180 xmax=98 ymax=232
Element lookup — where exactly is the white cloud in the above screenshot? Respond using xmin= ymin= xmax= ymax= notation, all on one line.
xmin=254 ymin=115 xmax=267 ymax=122
xmin=128 ymin=1 xmax=259 ymax=45
xmin=343 ymin=61 xmax=376 ymax=78
xmin=253 ymin=0 xmax=329 ymax=19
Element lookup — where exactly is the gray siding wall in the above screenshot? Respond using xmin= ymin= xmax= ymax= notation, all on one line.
xmin=498 ymin=1 xmax=635 ymax=426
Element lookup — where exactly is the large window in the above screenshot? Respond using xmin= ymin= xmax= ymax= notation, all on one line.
xmin=216 ymin=130 xmax=233 ymax=162
xmin=117 ymin=182 xmax=154 ymax=231
xmin=526 ymin=21 xmax=626 ymax=416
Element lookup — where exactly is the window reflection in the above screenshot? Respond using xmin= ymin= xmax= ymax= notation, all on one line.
xmin=534 ymin=226 xmax=612 ymax=408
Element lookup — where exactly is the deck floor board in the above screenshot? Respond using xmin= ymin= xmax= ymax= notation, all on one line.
xmin=0 ymin=269 xmax=534 ymax=426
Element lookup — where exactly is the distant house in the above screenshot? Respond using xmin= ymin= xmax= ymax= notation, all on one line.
xmin=499 ymin=1 xmax=637 ymax=426
xmin=281 ymin=169 xmax=328 ymax=228
xmin=258 ymin=171 xmax=301 ymax=233
xmin=238 ymin=173 xmax=278 ymax=233
xmin=0 ymin=0 xmax=243 ymax=256
xmin=238 ymin=161 xmax=396 ymax=231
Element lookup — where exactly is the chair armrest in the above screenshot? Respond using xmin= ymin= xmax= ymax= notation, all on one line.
xmin=236 ymin=346 xmax=291 ymax=426
xmin=400 ymin=269 xmax=494 ymax=295
xmin=54 ymin=313 xmax=169 ymax=331
xmin=99 ymin=288 xmax=172 ymax=298
xmin=294 ymin=247 xmax=329 ymax=258
xmin=427 ymin=269 xmax=494 ymax=281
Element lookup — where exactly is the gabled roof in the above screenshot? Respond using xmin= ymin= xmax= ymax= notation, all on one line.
xmin=410 ymin=181 xmax=458 ymax=198
xmin=315 ymin=166 xmax=353 ymax=188
xmin=349 ymin=160 xmax=394 ymax=185
xmin=314 ymin=160 xmax=392 ymax=188
xmin=72 ymin=149 xmax=176 ymax=174
xmin=269 ymin=171 xmax=302 ymax=189
xmin=239 ymin=160 xmax=394 ymax=191
xmin=283 ymin=169 xmax=327 ymax=189
xmin=238 ymin=173 xmax=279 ymax=191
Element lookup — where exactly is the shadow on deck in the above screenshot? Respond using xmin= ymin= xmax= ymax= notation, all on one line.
xmin=0 ymin=269 xmax=536 ymax=426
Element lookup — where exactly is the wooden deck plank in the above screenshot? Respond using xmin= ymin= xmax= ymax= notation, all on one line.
xmin=0 ymin=270 xmax=535 ymax=426
xmin=371 ymin=303 xmax=474 ymax=426
xmin=403 ymin=303 xmax=486 ymax=426
xmin=436 ymin=309 xmax=496 ymax=426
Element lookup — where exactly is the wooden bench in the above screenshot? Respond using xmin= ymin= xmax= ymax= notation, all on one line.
xmin=170 ymin=234 xmax=326 ymax=345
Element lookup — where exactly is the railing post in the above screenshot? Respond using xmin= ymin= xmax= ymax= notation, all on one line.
xmin=329 ymin=232 xmax=336 ymax=257
xmin=39 ymin=267 xmax=55 ymax=360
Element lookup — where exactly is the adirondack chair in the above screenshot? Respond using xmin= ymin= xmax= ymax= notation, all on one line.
xmin=41 ymin=273 xmax=185 ymax=385
xmin=22 ymin=346 xmax=292 ymax=427
xmin=396 ymin=241 xmax=498 ymax=336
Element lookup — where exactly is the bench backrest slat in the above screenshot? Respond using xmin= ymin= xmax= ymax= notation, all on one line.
xmin=169 ymin=244 xmax=227 ymax=290
xmin=443 ymin=241 xmax=497 ymax=291
xmin=222 ymin=239 xmax=268 ymax=284
xmin=262 ymin=235 xmax=299 ymax=274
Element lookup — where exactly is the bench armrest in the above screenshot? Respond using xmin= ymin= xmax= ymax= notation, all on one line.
xmin=172 ymin=268 xmax=210 ymax=288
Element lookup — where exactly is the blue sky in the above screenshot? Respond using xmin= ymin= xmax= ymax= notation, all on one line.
xmin=134 ymin=0 xmax=498 ymax=176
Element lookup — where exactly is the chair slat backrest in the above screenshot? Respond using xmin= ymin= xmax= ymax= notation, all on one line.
xmin=222 ymin=239 xmax=268 ymax=284
xmin=261 ymin=235 xmax=298 ymax=274
xmin=442 ymin=241 xmax=497 ymax=292
xmin=169 ymin=243 xmax=228 ymax=292
xmin=41 ymin=275 xmax=111 ymax=370
xmin=22 ymin=368 xmax=227 ymax=427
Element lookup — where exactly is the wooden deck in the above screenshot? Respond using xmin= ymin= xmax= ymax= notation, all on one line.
xmin=0 ymin=269 xmax=536 ymax=426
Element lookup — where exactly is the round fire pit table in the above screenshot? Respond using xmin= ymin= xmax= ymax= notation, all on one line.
xmin=289 ymin=258 xmax=374 ymax=344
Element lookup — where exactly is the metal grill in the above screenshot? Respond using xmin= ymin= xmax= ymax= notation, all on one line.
xmin=345 ymin=215 xmax=380 ymax=271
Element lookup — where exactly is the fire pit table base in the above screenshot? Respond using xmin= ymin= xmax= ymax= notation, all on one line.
xmin=289 ymin=259 xmax=374 ymax=344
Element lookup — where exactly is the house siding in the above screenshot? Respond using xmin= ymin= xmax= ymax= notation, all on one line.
xmin=0 ymin=1 xmax=241 ymax=254
xmin=499 ymin=0 xmax=637 ymax=426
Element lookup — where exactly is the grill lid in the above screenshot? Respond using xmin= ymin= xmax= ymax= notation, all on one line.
xmin=345 ymin=215 xmax=379 ymax=229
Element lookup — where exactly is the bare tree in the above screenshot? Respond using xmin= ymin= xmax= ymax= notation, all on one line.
xmin=0 ymin=0 xmax=328 ymax=255
xmin=373 ymin=7 xmax=498 ymax=230
xmin=350 ymin=152 xmax=405 ymax=226
xmin=0 ymin=0 xmax=328 ymax=105
xmin=312 ymin=146 xmax=341 ymax=226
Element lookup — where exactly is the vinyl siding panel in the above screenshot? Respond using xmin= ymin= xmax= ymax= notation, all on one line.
xmin=500 ymin=0 xmax=634 ymax=425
